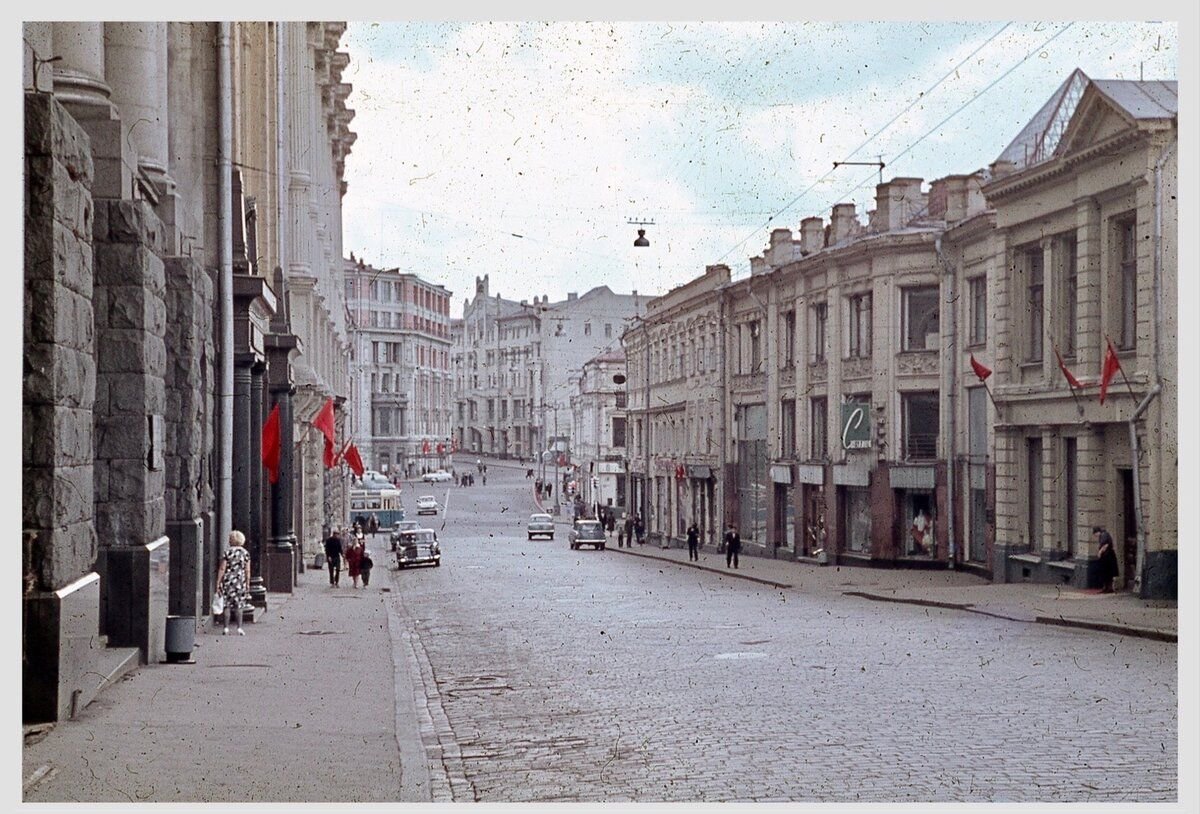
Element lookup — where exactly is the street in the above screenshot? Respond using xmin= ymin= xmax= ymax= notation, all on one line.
xmin=388 ymin=462 xmax=1177 ymax=802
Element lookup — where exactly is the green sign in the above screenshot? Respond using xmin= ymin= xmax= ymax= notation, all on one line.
xmin=840 ymin=401 xmax=871 ymax=450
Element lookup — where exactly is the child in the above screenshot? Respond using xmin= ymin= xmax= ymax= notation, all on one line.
xmin=360 ymin=548 xmax=374 ymax=588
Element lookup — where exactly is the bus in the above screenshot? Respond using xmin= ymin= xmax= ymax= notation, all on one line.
xmin=348 ymin=488 xmax=405 ymax=529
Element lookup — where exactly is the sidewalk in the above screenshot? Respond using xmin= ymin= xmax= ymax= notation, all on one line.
xmin=604 ymin=538 xmax=1177 ymax=642
xmin=22 ymin=565 xmax=429 ymax=803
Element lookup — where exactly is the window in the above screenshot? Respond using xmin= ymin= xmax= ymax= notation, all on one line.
xmin=678 ymin=343 xmax=686 ymax=378
xmin=1116 ymin=218 xmax=1137 ymax=349
xmin=902 ymin=391 xmax=939 ymax=460
xmin=698 ymin=337 xmax=707 ymax=373
xmin=615 ymin=391 xmax=627 ymax=409
xmin=780 ymin=398 xmax=796 ymax=457
xmin=848 ymin=294 xmax=872 ymax=358
xmin=584 ymin=322 xmax=592 ymax=336
xmin=810 ymin=397 xmax=827 ymax=460
xmin=605 ymin=323 xmax=612 ymax=339
xmin=812 ymin=303 xmax=827 ymax=362
xmin=345 ymin=280 xmax=354 ymax=301
xmin=968 ymin=277 xmax=987 ymax=346
xmin=1025 ymin=247 xmax=1044 ymax=362
xmin=902 ymin=286 xmax=939 ymax=351
xmin=381 ymin=376 xmax=390 ymax=393
xmin=749 ymin=321 xmax=762 ymax=372
xmin=968 ymin=387 xmax=988 ymax=461
xmin=782 ymin=310 xmax=796 ymax=367
xmin=612 ymin=416 xmax=627 ymax=448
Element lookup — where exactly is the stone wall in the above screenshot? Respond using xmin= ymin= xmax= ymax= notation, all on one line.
xmin=23 ymin=92 xmax=98 ymax=592
xmin=92 ymin=199 xmax=168 ymax=548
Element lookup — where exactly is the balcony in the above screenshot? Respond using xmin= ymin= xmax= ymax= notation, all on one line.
xmin=904 ymin=432 xmax=938 ymax=461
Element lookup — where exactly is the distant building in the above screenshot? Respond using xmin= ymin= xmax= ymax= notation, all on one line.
xmin=453 ymin=275 xmax=644 ymax=464
xmin=569 ymin=350 xmax=628 ymax=516
xmin=344 ymin=256 xmax=453 ymax=477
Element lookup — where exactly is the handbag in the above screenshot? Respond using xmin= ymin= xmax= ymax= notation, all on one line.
xmin=212 ymin=594 xmax=225 ymax=615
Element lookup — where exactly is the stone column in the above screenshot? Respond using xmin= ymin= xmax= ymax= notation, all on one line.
xmin=265 ymin=334 xmax=298 ymax=593
xmin=50 ymin=23 xmax=111 ymax=113
xmin=104 ymin=22 xmax=171 ymax=193
xmin=249 ymin=363 xmax=268 ymax=607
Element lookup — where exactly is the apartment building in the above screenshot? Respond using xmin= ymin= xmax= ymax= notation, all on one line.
xmin=345 ymin=256 xmax=453 ymax=477
xmin=454 ymin=274 xmax=643 ymax=462
xmin=569 ymin=350 xmax=629 ymax=515
xmin=624 ymin=265 xmax=728 ymax=548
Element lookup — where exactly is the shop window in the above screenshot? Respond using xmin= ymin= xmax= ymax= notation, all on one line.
xmin=902 ymin=391 xmax=939 ymax=460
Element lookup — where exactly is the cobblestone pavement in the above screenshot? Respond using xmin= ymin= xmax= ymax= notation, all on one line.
xmin=389 ymin=466 xmax=1177 ymax=803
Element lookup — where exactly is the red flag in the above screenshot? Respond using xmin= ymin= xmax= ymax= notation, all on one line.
xmin=969 ymin=354 xmax=992 ymax=382
xmin=1099 ymin=339 xmax=1122 ymax=405
xmin=312 ymin=398 xmax=337 ymax=469
xmin=1054 ymin=345 xmax=1086 ymax=389
xmin=261 ymin=404 xmax=281 ymax=484
xmin=344 ymin=443 xmax=365 ymax=478
xmin=422 ymin=439 xmax=431 ymax=455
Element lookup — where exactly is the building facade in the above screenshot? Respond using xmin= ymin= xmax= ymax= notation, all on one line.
xmin=569 ymin=351 xmax=628 ymax=516
xmin=623 ymin=265 xmax=728 ymax=548
xmin=22 ymin=21 xmax=354 ymax=723
xmin=980 ymin=73 xmax=1177 ymax=597
xmin=454 ymin=275 xmax=643 ymax=464
xmin=345 ymin=255 xmax=453 ymax=477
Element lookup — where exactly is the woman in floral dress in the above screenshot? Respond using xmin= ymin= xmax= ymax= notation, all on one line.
xmin=216 ymin=530 xmax=251 ymax=635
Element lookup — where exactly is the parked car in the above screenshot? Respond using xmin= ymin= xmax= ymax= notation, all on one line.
xmin=421 ymin=470 xmax=453 ymax=483
xmin=416 ymin=495 xmax=439 ymax=515
xmin=568 ymin=519 xmax=606 ymax=550
xmin=390 ymin=519 xmax=421 ymax=550
xmin=358 ymin=470 xmax=396 ymax=491
xmin=395 ymin=528 xmax=440 ymax=568
xmin=527 ymin=513 xmax=555 ymax=540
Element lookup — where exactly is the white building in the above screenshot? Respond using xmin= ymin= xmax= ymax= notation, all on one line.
xmin=569 ymin=350 xmax=628 ymax=516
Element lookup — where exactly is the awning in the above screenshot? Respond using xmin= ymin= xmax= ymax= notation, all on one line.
xmin=686 ymin=465 xmax=712 ymax=479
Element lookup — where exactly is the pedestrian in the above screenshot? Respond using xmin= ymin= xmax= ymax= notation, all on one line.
xmin=635 ymin=514 xmax=646 ymax=546
xmin=687 ymin=522 xmax=700 ymax=561
xmin=345 ymin=538 xmax=363 ymax=588
xmin=324 ymin=528 xmax=344 ymax=586
xmin=606 ymin=512 xmax=616 ymax=538
xmin=360 ymin=547 xmax=374 ymax=588
xmin=482 ymin=473 xmax=487 ymax=486
xmin=618 ymin=514 xmax=628 ymax=547
xmin=910 ymin=508 xmax=932 ymax=556
xmin=215 ymin=530 xmax=251 ymax=635
xmin=724 ymin=522 xmax=742 ymax=569
xmin=1095 ymin=526 xmax=1120 ymax=593
xmin=546 ymin=484 xmax=552 ymax=499
xmin=368 ymin=515 xmax=379 ymax=536
xmin=469 ymin=473 xmax=475 ymax=486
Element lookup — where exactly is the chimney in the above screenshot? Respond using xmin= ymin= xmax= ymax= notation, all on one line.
xmin=829 ymin=203 xmax=858 ymax=245
xmin=567 ymin=292 xmax=577 ymax=301
xmin=875 ymin=178 xmax=924 ymax=231
xmin=989 ymin=159 xmax=1017 ymax=180
xmin=799 ymin=217 xmax=823 ymax=255
xmin=706 ymin=264 xmax=730 ymax=278
xmin=768 ymin=228 xmax=794 ymax=268
xmin=750 ymin=255 xmax=768 ymax=276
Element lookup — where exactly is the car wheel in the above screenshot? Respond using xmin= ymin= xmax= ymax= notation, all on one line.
xmin=599 ymin=544 xmax=605 ymax=550
xmin=528 ymin=534 xmax=533 ymax=540
xmin=434 ymin=561 xmax=441 ymax=567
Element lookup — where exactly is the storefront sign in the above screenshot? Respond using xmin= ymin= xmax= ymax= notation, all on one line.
xmin=686 ymin=464 xmax=712 ymax=479
xmin=769 ymin=464 xmax=793 ymax=485
xmin=889 ymin=466 xmax=936 ymax=490
xmin=832 ymin=463 xmax=870 ymax=487
xmin=840 ymin=402 xmax=872 ymax=450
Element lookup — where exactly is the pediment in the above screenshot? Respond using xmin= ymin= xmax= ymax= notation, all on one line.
xmin=1055 ymin=86 xmax=1138 ymax=159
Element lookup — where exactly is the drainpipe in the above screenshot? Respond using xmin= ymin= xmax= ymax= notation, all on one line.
xmin=718 ymin=288 xmax=729 ymax=541
xmin=1130 ymin=137 xmax=1175 ymax=594
xmin=935 ymin=235 xmax=957 ymax=568
xmin=217 ymin=23 xmax=234 ymax=547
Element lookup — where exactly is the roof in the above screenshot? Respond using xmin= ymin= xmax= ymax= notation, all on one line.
xmin=1090 ymin=79 xmax=1178 ymax=120
xmin=996 ymin=71 xmax=1178 ymax=172
xmin=586 ymin=348 xmax=626 ymax=365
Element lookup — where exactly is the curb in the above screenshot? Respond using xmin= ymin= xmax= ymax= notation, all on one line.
xmin=842 ymin=590 xmax=1176 ymax=642
xmin=606 ymin=545 xmax=792 ymax=590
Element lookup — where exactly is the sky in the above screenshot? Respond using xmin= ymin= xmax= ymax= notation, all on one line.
xmin=338 ymin=19 xmax=1180 ymax=318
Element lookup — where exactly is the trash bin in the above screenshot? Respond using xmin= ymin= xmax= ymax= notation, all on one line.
xmin=314 ymin=552 xmax=326 ymax=569
xmin=164 ymin=615 xmax=196 ymax=663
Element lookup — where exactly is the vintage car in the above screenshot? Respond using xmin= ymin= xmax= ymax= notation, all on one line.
xmin=416 ymin=495 xmax=439 ymax=516
xmin=421 ymin=470 xmax=454 ymax=482
xmin=395 ymin=528 xmax=441 ymax=568
xmin=527 ymin=513 xmax=555 ymax=540
xmin=390 ymin=519 xmax=422 ymax=550
xmin=568 ymin=519 xmax=606 ymax=550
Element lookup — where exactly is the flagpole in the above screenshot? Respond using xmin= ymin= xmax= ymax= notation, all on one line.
xmin=1106 ymin=335 xmax=1139 ymax=404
